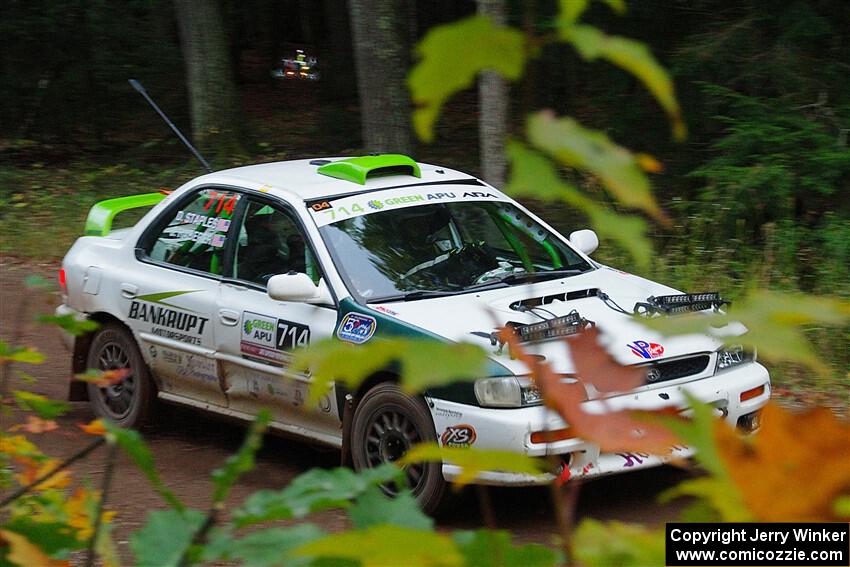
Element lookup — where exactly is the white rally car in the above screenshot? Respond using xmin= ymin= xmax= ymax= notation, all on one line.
xmin=58 ymin=154 xmax=770 ymax=513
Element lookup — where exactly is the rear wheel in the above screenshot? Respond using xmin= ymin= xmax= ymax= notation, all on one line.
xmin=350 ymin=383 xmax=448 ymax=515
xmin=85 ymin=324 xmax=155 ymax=428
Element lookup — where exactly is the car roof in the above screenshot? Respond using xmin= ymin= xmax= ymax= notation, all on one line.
xmin=206 ymin=157 xmax=481 ymax=202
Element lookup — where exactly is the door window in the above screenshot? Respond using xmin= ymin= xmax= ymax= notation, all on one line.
xmin=232 ymin=199 xmax=321 ymax=286
xmin=145 ymin=188 xmax=241 ymax=275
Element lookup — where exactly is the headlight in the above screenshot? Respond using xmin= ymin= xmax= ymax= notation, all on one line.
xmin=715 ymin=344 xmax=755 ymax=373
xmin=474 ymin=377 xmax=541 ymax=408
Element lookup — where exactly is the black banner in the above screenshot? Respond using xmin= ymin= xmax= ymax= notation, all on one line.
xmin=666 ymin=523 xmax=849 ymax=566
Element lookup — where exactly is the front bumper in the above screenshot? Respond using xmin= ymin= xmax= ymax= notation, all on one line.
xmin=428 ymin=362 xmax=770 ymax=486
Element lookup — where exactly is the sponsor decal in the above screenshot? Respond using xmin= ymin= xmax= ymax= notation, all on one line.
xmin=441 ymin=424 xmax=477 ymax=448
xmin=336 ymin=313 xmax=376 ymax=344
xmin=174 ymin=211 xmax=232 ymax=231
xmin=628 ymin=340 xmax=665 ymax=359
xmin=308 ymin=200 xmax=332 ymax=212
xmin=462 ymin=191 xmax=497 ymax=198
xmin=617 ymin=452 xmax=649 ymax=467
xmin=367 ymin=199 xmax=384 ymax=210
xmin=426 ymin=192 xmax=456 ymax=200
xmin=240 ymin=312 xmax=311 ymax=364
xmin=434 ymin=406 xmax=462 ymax=419
xmin=128 ymin=291 xmax=209 ymax=346
xmin=373 ymin=305 xmax=398 ymax=316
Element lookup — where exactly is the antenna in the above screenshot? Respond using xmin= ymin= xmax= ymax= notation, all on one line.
xmin=128 ymin=79 xmax=213 ymax=173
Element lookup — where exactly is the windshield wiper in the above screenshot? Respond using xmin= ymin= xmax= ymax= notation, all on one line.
xmin=467 ymin=268 xmax=585 ymax=289
xmin=375 ymin=289 xmax=466 ymax=303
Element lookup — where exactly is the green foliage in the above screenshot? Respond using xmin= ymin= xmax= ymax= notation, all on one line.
xmin=233 ymin=464 xmax=402 ymax=527
xmin=294 ymin=525 xmax=464 ymax=567
xmin=644 ymin=289 xmax=850 ymax=375
xmin=210 ymin=409 xmax=270 ymax=504
xmin=348 ymin=485 xmax=433 ymax=530
xmin=0 ymin=342 xmax=45 ymax=365
xmin=558 ymin=24 xmax=685 ymax=140
xmin=130 ymin=508 xmax=205 ymax=567
xmin=573 ymin=520 xmax=665 ymax=566
xmin=291 ymin=338 xmax=488 ymax=405
xmin=398 ymin=443 xmax=547 ymax=486
xmin=102 ymin=420 xmax=185 ymax=511
xmin=506 ymin=141 xmax=652 ymax=268
xmin=203 ymin=525 xmax=326 ymax=567
xmin=12 ymin=391 xmax=69 ymax=419
xmin=36 ymin=314 xmax=99 ymax=337
xmin=409 ymin=15 xmax=526 ymax=142
xmin=453 ymin=530 xmax=560 ymax=567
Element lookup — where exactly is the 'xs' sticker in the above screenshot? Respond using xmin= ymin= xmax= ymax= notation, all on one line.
xmin=336 ymin=313 xmax=376 ymax=344
xmin=441 ymin=424 xmax=477 ymax=448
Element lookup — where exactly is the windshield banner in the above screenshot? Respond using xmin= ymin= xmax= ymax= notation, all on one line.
xmin=306 ymin=186 xmax=512 ymax=227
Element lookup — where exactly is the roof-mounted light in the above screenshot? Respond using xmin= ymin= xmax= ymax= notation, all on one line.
xmin=317 ymin=154 xmax=421 ymax=185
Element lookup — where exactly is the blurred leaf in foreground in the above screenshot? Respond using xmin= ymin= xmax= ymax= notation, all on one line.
xmin=716 ymin=402 xmax=850 ymax=521
xmin=0 ymin=528 xmax=67 ymax=567
xmin=294 ymin=525 xmax=462 ymax=567
xmin=292 ymin=338 xmax=487 ymax=405
xmin=233 ymin=464 xmax=402 ymax=527
xmin=348 ymin=485 xmax=432 ymax=531
xmin=527 ymin=111 xmax=666 ymax=222
xmin=102 ymin=420 xmax=184 ymax=511
xmin=36 ymin=314 xmax=98 ymax=337
xmin=0 ymin=342 xmax=45 ymax=365
xmin=410 ymin=15 xmax=525 ymax=142
xmin=573 ymin=519 xmax=665 ymax=567
xmin=558 ymin=24 xmax=685 ymax=140
xmin=203 ymin=524 xmax=326 ymax=567
xmin=453 ymin=529 xmax=560 ymax=567
xmin=506 ymin=141 xmax=652 ymax=270
xmin=644 ymin=289 xmax=850 ymax=375
xmin=211 ymin=409 xmax=270 ymax=504
xmin=398 ymin=443 xmax=546 ymax=487
xmin=130 ymin=508 xmax=204 ymax=567
xmin=12 ymin=391 xmax=69 ymax=419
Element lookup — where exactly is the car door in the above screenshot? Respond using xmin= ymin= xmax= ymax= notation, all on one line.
xmin=215 ymin=195 xmax=341 ymax=445
xmin=129 ymin=186 xmax=242 ymax=407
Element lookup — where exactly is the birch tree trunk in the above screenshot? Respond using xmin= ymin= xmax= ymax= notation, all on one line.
xmin=348 ymin=0 xmax=413 ymax=155
xmin=174 ymin=0 xmax=244 ymax=159
xmin=477 ymin=0 xmax=508 ymax=187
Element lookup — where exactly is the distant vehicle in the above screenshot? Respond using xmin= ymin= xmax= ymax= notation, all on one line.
xmin=271 ymin=49 xmax=320 ymax=81
xmin=57 ymin=154 xmax=770 ymax=514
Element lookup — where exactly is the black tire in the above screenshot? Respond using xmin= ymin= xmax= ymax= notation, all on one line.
xmin=85 ymin=323 xmax=155 ymax=428
xmin=350 ymin=383 xmax=448 ymax=515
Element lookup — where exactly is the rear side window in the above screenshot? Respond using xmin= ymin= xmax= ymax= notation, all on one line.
xmin=145 ymin=188 xmax=241 ymax=275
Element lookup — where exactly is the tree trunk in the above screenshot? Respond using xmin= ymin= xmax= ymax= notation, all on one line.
xmin=174 ymin=0 xmax=244 ymax=160
xmin=477 ymin=0 xmax=508 ymax=187
xmin=348 ymin=0 xmax=413 ymax=155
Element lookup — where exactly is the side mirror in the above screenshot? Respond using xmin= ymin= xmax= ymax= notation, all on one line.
xmin=267 ymin=273 xmax=332 ymax=304
xmin=569 ymin=229 xmax=599 ymax=256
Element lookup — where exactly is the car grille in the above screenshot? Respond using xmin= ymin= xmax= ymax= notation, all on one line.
xmin=644 ymin=355 xmax=711 ymax=385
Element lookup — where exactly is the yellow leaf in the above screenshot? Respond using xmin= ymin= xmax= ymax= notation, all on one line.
xmin=560 ymin=24 xmax=686 ymax=140
xmin=526 ymin=111 xmax=667 ymax=222
xmin=78 ymin=419 xmax=107 ymax=436
xmin=0 ymin=434 xmax=41 ymax=458
xmin=398 ymin=443 xmax=547 ymax=486
xmin=0 ymin=529 xmax=69 ymax=567
xmin=716 ymin=403 xmax=850 ymax=521
xmin=14 ymin=457 xmax=72 ymax=491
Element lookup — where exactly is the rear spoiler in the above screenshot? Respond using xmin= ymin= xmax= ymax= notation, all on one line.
xmin=84 ymin=192 xmax=168 ymax=236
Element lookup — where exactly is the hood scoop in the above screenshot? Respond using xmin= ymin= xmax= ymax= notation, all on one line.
xmin=509 ymin=288 xmax=599 ymax=311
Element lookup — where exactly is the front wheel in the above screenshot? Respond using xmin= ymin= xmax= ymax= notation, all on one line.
xmin=85 ymin=323 xmax=155 ymax=428
xmin=350 ymin=383 xmax=448 ymax=515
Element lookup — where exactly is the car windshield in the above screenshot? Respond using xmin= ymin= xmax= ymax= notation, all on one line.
xmin=319 ymin=200 xmax=593 ymax=302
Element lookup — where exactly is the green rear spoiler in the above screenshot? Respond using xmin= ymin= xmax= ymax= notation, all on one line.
xmin=84 ymin=192 xmax=167 ymax=236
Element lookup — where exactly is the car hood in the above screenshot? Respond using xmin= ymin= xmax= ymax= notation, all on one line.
xmin=369 ymin=267 xmax=733 ymax=375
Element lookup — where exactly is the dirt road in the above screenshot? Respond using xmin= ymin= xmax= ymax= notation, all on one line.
xmin=0 ymin=260 xmax=688 ymax=560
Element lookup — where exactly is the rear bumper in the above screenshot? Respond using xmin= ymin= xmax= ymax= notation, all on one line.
xmin=429 ymin=362 xmax=770 ymax=486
